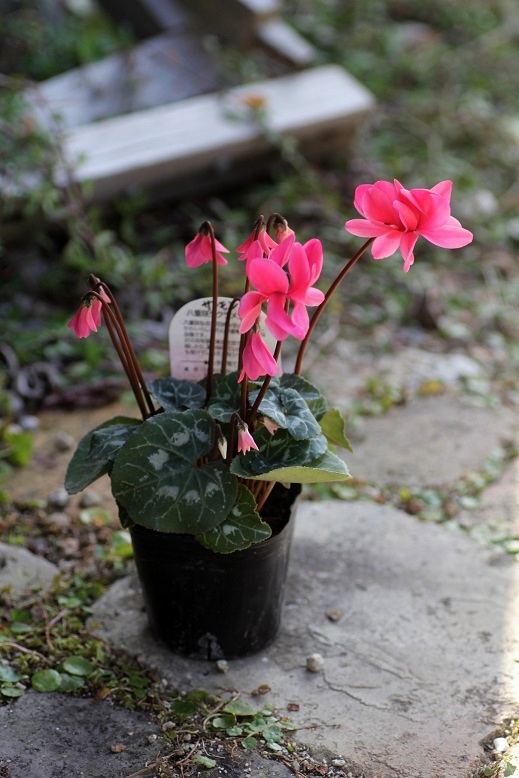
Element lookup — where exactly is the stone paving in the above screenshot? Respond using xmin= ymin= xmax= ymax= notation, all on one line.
xmin=1 ymin=345 xmax=519 ymax=777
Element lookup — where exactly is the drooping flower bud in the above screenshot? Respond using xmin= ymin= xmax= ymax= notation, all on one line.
xmin=237 ymin=420 xmax=259 ymax=455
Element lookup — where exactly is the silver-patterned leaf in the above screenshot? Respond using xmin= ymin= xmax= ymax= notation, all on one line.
xmin=196 ymin=485 xmax=271 ymax=553
xmin=148 ymin=377 xmax=205 ymax=411
xmin=233 ymin=450 xmax=350 ymax=483
xmin=111 ymin=410 xmax=238 ymax=533
xmin=65 ymin=416 xmax=141 ymax=494
xmin=252 ymin=385 xmax=321 ymax=440
xmin=231 ymin=427 xmax=328 ymax=477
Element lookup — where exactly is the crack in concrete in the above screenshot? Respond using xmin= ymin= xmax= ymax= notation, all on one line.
xmin=321 ymin=672 xmax=425 ymax=723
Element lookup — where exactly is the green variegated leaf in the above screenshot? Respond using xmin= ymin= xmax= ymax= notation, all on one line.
xmin=319 ymin=408 xmax=353 ymax=451
xmin=116 ymin=501 xmax=134 ymax=529
xmin=89 ymin=423 xmax=144 ymax=463
xmin=231 ymin=427 xmax=328 ymax=478
xmin=280 ymin=374 xmax=328 ymax=419
xmin=196 ymin=485 xmax=271 ymax=553
xmin=148 ymin=377 xmax=205 ymax=411
xmin=251 ymin=385 xmax=321 ymax=440
xmin=65 ymin=416 xmax=141 ymax=494
xmin=206 ymin=372 xmax=242 ymax=422
xmin=111 ymin=410 xmax=237 ymax=533
xmin=235 ymin=450 xmax=350 ymax=483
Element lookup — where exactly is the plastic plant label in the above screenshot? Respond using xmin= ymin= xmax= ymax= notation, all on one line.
xmin=169 ymin=297 xmax=276 ymax=381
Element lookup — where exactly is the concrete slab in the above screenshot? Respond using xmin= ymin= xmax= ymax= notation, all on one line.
xmin=0 ymin=691 xmax=165 ymax=778
xmin=457 ymin=459 xmax=519 ymax=542
xmin=346 ymin=395 xmax=517 ymax=488
xmin=89 ymin=500 xmax=519 ymax=778
xmin=0 ymin=543 xmax=58 ymax=594
xmin=308 ymin=345 xmax=486 ymax=411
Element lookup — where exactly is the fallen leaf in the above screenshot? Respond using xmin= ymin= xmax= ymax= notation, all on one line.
xmin=250 ymin=684 xmax=271 ymax=696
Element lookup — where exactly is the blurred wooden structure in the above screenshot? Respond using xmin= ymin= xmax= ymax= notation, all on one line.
xmin=23 ymin=0 xmax=375 ymax=203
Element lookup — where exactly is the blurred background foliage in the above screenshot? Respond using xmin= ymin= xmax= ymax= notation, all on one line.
xmin=1 ymin=0 xmax=519 ymax=419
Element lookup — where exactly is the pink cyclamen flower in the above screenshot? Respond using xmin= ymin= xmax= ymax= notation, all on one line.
xmin=67 ymin=289 xmax=109 ymax=338
xmin=237 ymin=227 xmax=277 ymax=261
xmin=238 ymin=331 xmax=281 ymax=382
xmin=263 ymin=416 xmax=280 ymax=435
xmin=238 ymin=234 xmax=323 ymax=342
xmin=345 ymin=179 xmax=473 ymax=272
xmin=272 ymin=216 xmax=295 ymax=245
xmin=237 ymin=423 xmax=259 ymax=455
xmin=185 ymin=231 xmax=229 ymax=267
xmin=238 ymin=255 xmax=290 ymax=335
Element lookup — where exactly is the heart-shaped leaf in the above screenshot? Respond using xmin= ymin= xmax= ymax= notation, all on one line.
xmin=32 ymin=669 xmax=62 ymax=692
xmin=65 ymin=416 xmax=141 ymax=494
xmin=0 ymin=686 xmax=25 ymax=698
xmin=196 ymin=485 xmax=271 ymax=553
xmin=0 ymin=667 xmax=21 ymax=683
xmin=234 ymin=449 xmax=350 ymax=483
xmin=231 ymin=427 xmax=328 ymax=478
xmin=148 ymin=377 xmax=205 ymax=411
xmin=251 ymin=385 xmax=321 ymax=440
xmin=61 ymin=656 xmax=94 ymax=676
xmin=319 ymin=408 xmax=353 ymax=451
xmin=206 ymin=372 xmax=241 ymax=422
xmin=111 ymin=410 xmax=237 ymax=533
xmin=280 ymin=374 xmax=328 ymax=419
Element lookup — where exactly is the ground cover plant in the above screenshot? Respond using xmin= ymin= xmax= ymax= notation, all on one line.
xmin=1 ymin=0 xmax=519 ymax=774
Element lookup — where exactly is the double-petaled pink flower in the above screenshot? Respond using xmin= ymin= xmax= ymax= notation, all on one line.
xmin=345 ymin=179 xmax=473 ymax=272
xmin=238 ymin=331 xmax=281 ymax=382
xmin=238 ymin=234 xmax=324 ymax=343
xmin=185 ymin=230 xmax=229 ymax=267
xmin=68 ymin=288 xmax=110 ymax=339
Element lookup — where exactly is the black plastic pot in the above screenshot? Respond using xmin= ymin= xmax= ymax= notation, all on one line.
xmin=129 ymin=485 xmax=300 ymax=660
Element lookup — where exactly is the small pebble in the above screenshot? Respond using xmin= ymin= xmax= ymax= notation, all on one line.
xmin=326 ymin=609 xmax=343 ymax=622
xmin=19 ymin=415 xmax=39 ymax=431
xmin=216 ymin=659 xmax=229 ymax=673
xmin=48 ymin=488 xmax=70 ymax=509
xmin=79 ymin=489 xmax=101 ymax=508
xmin=493 ymin=737 xmax=508 ymax=753
xmin=60 ymin=537 xmax=79 ymax=556
xmin=332 ymin=758 xmax=346 ymax=767
xmin=161 ymin=721 xmax=175 ymax=732
xmin=147 ymin=734 xmax=157 ymax=743
xmin=306 ymin=653 xmax=324 ymax=673
xmin=54 ymin=431 xmax=75 ymax=452
xmin=5 ymin=392 xmax=23 ymax=417
xmin=45 ymin=512 xmax=71 ymax=529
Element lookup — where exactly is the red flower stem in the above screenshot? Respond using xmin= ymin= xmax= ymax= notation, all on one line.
xmin=220 ymin=297 xmax=240 ymax=374
xmin=89 ymin=291 xmax=148 ymax=420
xmin=94 ymin=280 xmax=155 ymax=417
xmin=253 ymin=214 xmax=265 ymax=239
xmin=246 ymin=375 xmax=272 ymax=426
xmin=266 ymin=212 xmax=285 ymax=235
xmin=205 ymin=222 xmax=219 ymax=404
xmin=294 ymin=238 xmax=374 ymax=375
xmin=256 ymin=481 xmax=276 ymax=513
xmin=226 ymin=412 xmax=237 ymax=466
xmin=240 ymin=373 xmax=248 ymax=420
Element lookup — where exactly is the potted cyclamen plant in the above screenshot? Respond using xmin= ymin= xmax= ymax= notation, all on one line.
xmin=65 ymin=180 xmax=472 ymax=660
